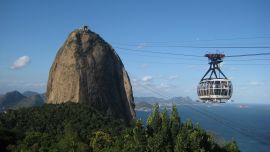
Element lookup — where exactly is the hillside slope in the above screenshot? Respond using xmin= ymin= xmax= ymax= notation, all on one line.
xmin=0 ymin=102 xmax=239 ymax=152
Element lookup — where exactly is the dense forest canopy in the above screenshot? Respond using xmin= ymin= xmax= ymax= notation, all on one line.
xmin=0 ymin=102 xmax=239 ymax=152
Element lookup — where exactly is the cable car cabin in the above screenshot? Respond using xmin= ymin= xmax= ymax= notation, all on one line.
xmin=197 ymin=78 xmax=233 ymax=103
xmin=197 ymin=53 xmax=233 ymax=103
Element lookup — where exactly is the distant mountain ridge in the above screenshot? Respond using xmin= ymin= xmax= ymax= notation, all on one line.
xmin=0 ymin=91 xmax=194 ymax=112
xmin=134 ymin=96 xmax=195 ymax=111
xmin=0 ymin=91 xmax=26 ymax=109
xmin=0 ymin=91 xmax=45 ymax=111
xmin=134 ymin=96 xmax=194 ymax=104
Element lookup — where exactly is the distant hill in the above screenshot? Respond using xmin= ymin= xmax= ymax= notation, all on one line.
xmin=0 ymin=92 xmax=194 ymax=111
xmin=14 ymin=94 xmax=44 ymax=109
xmin=0 ymin=91 xmax=45 ymax=111
xmin=0 ymin=91 xmax=26 ymax=110
xmin=170 ymin=96 xmax=194 ymax=104
xmin=134 ymin=96 xmax=195 ymax=111
xmin=135 ymin=101 xmax=153 ymax=111
xmin=134 ymin=96 xmax=194 ymax=104
xmin=134 ymin=97 xmax=165 ymax=103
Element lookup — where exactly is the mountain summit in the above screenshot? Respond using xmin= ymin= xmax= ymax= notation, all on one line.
xmin=46 ymin=26 xmax=135 ymax=121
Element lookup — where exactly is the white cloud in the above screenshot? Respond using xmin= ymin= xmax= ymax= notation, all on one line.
xmin=142 ymin=76 xmax=153 ymax=82
xmin=168 ymin=75 xmax=179 ymax=80
xmin=157 ymin=83 xmax=176 ymax=91
xmin=247 ymin=81 xmax=263 ymax=86
xmin=141 ymin=64 xmax=150 ymax=69
xmin=229 ymin=67 xmax=239 ymax=71
xmin=26 ymin=82 xmax=46 ymax=88
xmin=136 ymin=43 xmax=147 ymax=49
xmin=10 ymin=56 xmax=30 ymax=69
xmin=219 ymin=62 xmax=224 ymax=68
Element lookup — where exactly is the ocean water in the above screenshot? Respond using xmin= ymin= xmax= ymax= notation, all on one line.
xmin=136 ymin=103 xmax=270 ymax=152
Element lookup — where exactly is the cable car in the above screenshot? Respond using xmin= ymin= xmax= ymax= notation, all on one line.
xmin=197 ymin=54 xmax=233 ymax=103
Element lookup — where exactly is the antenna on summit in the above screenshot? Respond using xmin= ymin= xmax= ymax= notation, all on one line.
xmin=82 ymin=25 xmax=89 ymax=32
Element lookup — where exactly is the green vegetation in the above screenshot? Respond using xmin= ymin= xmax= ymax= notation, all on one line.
xmin=0 ymin=102 xmax=239 ymax=152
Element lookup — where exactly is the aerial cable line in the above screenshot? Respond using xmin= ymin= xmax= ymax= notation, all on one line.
xmin=226 ymin=58 xmax=270 ymax=61
xmin=125 ymin=60 xmax=270 ymax=66
xmin=112 ymin=36 xmax=270 ymax=45
xmin=224 ymin=63 xmax=270 ymax=65
xmin=115 ymin=45 xmax=270 ymax=49
xmin=119 ymin=50 xmax=270 ymax=62
xmin=115 ymin=47 xmax=203 ymax=57
xmin=226 ymin=52 xmax=270 ymax=57
xmin=118 ymin=50 xmax=206 ymax=61
xmin=114 ymin=43 xmax=270 ymax=49
xmin=116 ymin=47 xmax=270 ymax=58
xmin=137 ymin=83 xmax=169 ymax=99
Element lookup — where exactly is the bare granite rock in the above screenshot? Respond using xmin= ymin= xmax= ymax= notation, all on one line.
xmin=47 ymin=27 xmax=135 ymax=122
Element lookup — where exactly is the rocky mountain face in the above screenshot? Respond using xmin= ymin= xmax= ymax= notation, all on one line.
xmin=46 ymin=27 xmax=135 ymax=122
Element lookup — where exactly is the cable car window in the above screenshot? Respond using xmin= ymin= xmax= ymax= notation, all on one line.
xmin=215 ymin=81 xmax=220 ymax=88
xmin=210 ymin=89 xmax=213 ymax=95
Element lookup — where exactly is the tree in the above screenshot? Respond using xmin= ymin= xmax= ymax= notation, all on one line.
xmin=223 ymin=140 xmax=240 ymax=152
xmin=132 ymin=119 xmax=147 ymax=151
xmin=147 ymin=103 xmax=162 ymax=134
xmin=133 ymin=119 xmax=147 ymax=146
xmin=160 ymin=109 xmax=173 ymax=152
xmin=174 ymin=127 xmax=189 ymax=152
xmin=57 ymin=123 xmax=89 ymax=152
xmin=170 ymin=104 xmax=181 ymax=145
xmin=184 ymin=119 xmax=193 ymax=130
xmin=0 ymin=127 xmax=22 ymax=152
xmin=90 ymin=131 xmax=113 ymax=152
xmin=7 ymin=131 xmax=55 ymax=152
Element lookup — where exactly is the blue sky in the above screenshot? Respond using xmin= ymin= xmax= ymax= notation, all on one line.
xmin=0 ymin=0 xmax=270 ymax=103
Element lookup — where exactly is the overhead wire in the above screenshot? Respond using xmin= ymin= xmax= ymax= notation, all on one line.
xmin=118 ymin=50 xmax=270 ymax=63
xmin=117 ymin=48 xmax=270 ymax=65
xmin=123 ymin=60 xmax=270 ymax=66
xmin=226 ymin=52 xmax=270 ymax=57
xmin=118 ymin=50 xmax=206 ymax=61
xmin=120 ymin=45 xmax=270 ymax=49
xmin=115 ymin=46 xmax=270 ymax=59
xmin=111 ymin=36 xmax=270 ymax=45
xmin=115 ymin=47 xmax=203 ymax=57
